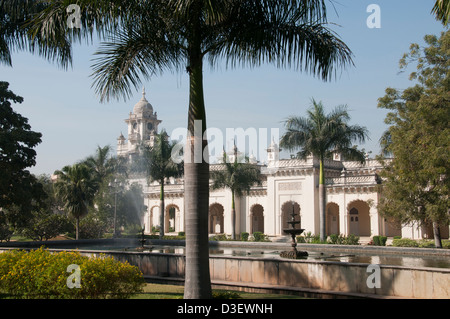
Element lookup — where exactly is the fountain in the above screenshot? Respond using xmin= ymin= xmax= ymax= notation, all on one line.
xmin=136 ymin=227 xmax=147 ymax=251
xmin=280 ymin=201 xmax=308 ymax=259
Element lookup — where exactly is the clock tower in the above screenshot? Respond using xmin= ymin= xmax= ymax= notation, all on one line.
xmin=117 ymin=88 xmax=162 ymax=157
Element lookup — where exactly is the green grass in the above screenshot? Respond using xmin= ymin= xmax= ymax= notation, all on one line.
xmin=131 ymin=283 xmax=306 ymax=299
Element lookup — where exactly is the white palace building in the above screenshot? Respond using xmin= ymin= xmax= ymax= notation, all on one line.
xmin=117 ymin=91 xmax=449 ymax=241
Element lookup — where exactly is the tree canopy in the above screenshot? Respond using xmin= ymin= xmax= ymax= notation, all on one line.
xmin=0 ymin=81 xmax=44 ymax=228
xmin=377 ymin=31 xmax=450 ymax=247
xmin=280 ymin=99 xmax=368 ymax=240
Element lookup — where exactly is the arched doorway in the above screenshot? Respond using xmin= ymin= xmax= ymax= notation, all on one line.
xmin=250 ymin=204 xmax=264 ymax=234
xmin=149 ymin=206 xmax=158 ymax=234
xmin=326 ymin=202 xmax=340 ymax=235
xmin=165 ymin=204 xmax=179 ymax=233
xmin=281 ymin=201 xmax=301 ymax=235
xmin=347 ymin=200 xmax=371 ymax=236
xmin=209 ymin=203 xmax=224 ymax=234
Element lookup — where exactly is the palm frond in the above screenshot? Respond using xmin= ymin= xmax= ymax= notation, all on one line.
xmin=432 ymin=0 xmax=450 ymax=25
xmin=206 ymin=0 xmax=353 ymax=81
xmin=281 ymin=99 xmax=369 ymax=161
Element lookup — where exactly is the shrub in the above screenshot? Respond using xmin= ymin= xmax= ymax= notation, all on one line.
xmin=344 ymin=234 xmax=360 ymax=245
xmin=392 ymin=238 xmax=419 ymax=247
xmin=252 ymin=232 xmax=269 ymax=242
xmin=418 ymin=240 xmax=436 ymax=248
xmin=443 ymin=240 xmax=450 ymax=249
xmin=210 ymin=234 xmax=231 ymax=241
xmin=212 ymin=291 xmax=242 ymax=299
xmin=0 ymin=248 xmax=144 ymax=299
xmin=241 ymin=232 xmax=249 ymax=241
xmin=0 ymin=223 xmax=13 ymax=242
xmin=298 ymin=231 xmax=322 ymax=244
xmin=372 ymin=236 xmax=387 ymax=246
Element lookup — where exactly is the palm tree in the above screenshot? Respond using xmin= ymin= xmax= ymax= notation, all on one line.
xmin=0 ymin=0 xmax=71 ymax=66
xmin=432 ymin=0 xmax=450 ymax=25
xmin=17 ymin=0 xmax=353 ymax=299
xmin=211 ymin=147 xmax=262 ymax=240
xmin=280 ymin=99 xmax=369 ymax=241
xmin=54 ymin=163 xmax=99 ymax=240
xmin=83 ymin=145 xmax=116 ymax=185
xmin=140 ymin=130 xmax=183 ymax=238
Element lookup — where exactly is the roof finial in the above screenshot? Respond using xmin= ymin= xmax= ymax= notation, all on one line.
xmin=142 ymin=87 xmax=146 ymax=98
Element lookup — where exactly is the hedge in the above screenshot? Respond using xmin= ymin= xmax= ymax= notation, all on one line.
xmin=0 ymin=247 xmax=144 ymax=299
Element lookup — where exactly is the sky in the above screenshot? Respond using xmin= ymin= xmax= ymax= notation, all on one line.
xmin=1 ymin=0 xmax=446 ymax=176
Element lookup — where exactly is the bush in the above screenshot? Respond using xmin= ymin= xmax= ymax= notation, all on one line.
xmin=212 ymin=291 xmax=242 ymax=299
xmin=241 ymin=232 xmax=249 ymax=241
xmin=392 ymin=238 xmax=419 ymax=247
xmin=443 ymin=240 xmax=450 ymax=249
xmin=21 ymin=213 xmax=71 ymax=241
xmin=0 ymin=248 xmax=144 ymax=299
xmin=0 ymin=223 xmax=13 ymax=242
xmin=297 ymin=232 xmax=324 ymax=244
xmin=252 ymin=232 xmax=269 ymax=242
xmin=372 ymin=236 xmax=387 ymax=246
xmin=210 ymin=234 xmax=231 ymax=241
xmin=298 ymin=233 xmax=359 ymax=245
xmin=343 ymin=234 xmax=360 ymax=245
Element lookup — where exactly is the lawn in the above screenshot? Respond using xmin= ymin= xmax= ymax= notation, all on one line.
xmin=132 ymin=283 xmax=306 ymax=299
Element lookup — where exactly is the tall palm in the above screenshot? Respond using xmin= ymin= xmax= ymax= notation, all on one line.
xmin=83 ymin=145 xmax=116 ymax=185
xmin=280 ymin=99 xmax=369 ymax=241
xmin=54 ymin=163 xmax=99 ymax=240
xmin=19 ymin=0 xmax=353 ymax=299
xmin=140 ymin=130 xmax=183 ymax=238
xmin=211 ymin=147 xmax=262 ymax=240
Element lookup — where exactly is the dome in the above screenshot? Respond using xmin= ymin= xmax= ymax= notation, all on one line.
xmin=133 ymin=88 xmax=153 ymax=116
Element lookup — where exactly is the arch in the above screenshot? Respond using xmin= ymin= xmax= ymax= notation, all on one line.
xmin=347 ymin=200 xmax=371 ymax=236
xmin=326 ymin=202 xmax=340 ymax=235
xmin=165 ymin=204 xmax=180 ymax=233
xmin=250 ymin=204 xmax=264 ymax=234
xmin=148 ymin=205 xmax=159 ymax=234
xmin=209 ymin=203 xmax=224 ymax=234
xmin=281 ymin=201 xmax=301 ymax=235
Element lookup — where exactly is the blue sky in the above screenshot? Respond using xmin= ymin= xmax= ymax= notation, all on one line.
xmin=1 ymin=0 xmax=446 ymax=175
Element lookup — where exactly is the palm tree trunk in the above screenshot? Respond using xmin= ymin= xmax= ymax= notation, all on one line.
xmin=231 ymin=191 xmax=236 ymax=240
xmin=76 ymin=217 xmax=80 ymax=240
xmin=159 ymin=181 xmax=165 ymax=239
xmin=183 ymin=22 xmax=212 ymax=299
xmin=319 ymin=159 xmax=326 ymax=242
xmin=433 ymin=221 xmax=443 ymax=248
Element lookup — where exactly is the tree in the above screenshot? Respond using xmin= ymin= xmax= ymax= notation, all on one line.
xmin=0 ymin=0 xmax=71 ymax=66
xmin=0 ymin=81 xmax=45 ymax=228
xmin=211 ymin=147 xmax=262 ymax=240
xmin=20 ymin=0 xmax=352 ymax=299
xmin=83 ymin=145 xmax=116 ymax=185
xmin=20 ymin=174 xmax=71 ymax=241
xmin=432 ymin=0 xmax=450 ymax=25
xmin=280 ymin=99 xmax=368 ymax=241
xmin=53 ymin=163 xmax=99 ymax=240
xmin=377 ymin=31 xmax=450 ymax=248
xmin=140 ymin=130 xmax=183 ymax=238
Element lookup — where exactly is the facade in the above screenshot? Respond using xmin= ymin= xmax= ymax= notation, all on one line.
xmin=118 ymin=93 xmax=449 ymax=240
